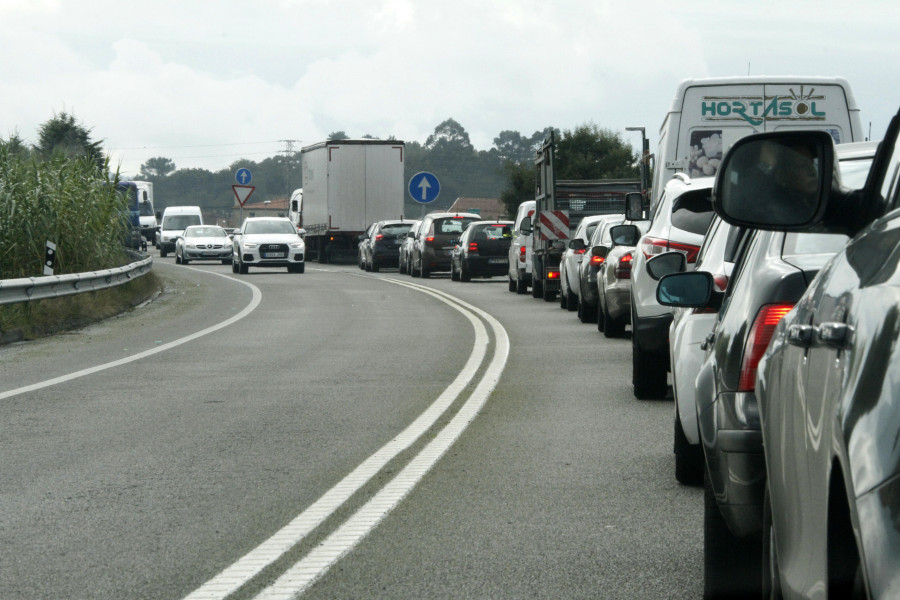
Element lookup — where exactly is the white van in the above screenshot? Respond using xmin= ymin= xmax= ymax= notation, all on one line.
xmin=650 ymin=76 xmax=864 ymax=212
xmin=507 ymin=200 xmax=535 ymax=294
xmin=158 ymin=206 xmax=203 ymax=257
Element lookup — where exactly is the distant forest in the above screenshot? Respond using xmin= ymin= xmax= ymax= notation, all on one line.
xmin=135 ymin=118 xmax=642 ymax=221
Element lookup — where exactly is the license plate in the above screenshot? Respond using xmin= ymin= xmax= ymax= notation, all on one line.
xmin=263 ymin=252 xmax=285 ymax=258
xmin=203 ymin=251 xmax=218 ymax=256
xmin=489 ymin=258 xmax=508 ymax=264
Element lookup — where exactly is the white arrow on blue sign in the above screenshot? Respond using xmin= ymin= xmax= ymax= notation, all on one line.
xmin=236 ymin=168 xmax=252 ymax=185
xmin=409 ymin=171 xmax=440 ymax=204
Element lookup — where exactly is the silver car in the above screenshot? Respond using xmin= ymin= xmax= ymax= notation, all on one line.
xmin=175 ymin=225 xmax=233 ymax=265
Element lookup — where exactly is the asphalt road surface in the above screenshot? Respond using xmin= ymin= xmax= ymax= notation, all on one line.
xmin=0 ymin=257 xmax=703 ymax=599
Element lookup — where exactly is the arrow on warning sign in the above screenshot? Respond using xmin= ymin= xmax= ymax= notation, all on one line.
xmin=233 ymin=185 xmax=255 ymax=207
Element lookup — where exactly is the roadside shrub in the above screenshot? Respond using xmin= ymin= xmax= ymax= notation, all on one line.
xmin=0 ymin=141 xmax=132 ymax=279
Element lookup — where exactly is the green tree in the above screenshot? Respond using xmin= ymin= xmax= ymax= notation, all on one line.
xmin=499 ymin=161 xmax=535 ymax=218
xmin=35 ymin=112 xmax=105 ymax=170
xmin=140 ymin=156 xmax=176 ymax=178
xmin=327 ymin=131 xmax=350 ymax=140
xmin=555 ymin=123 xmax=639 ymax=180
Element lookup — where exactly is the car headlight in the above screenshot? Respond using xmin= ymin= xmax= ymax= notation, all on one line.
xmin=186 ymin=243 xmax=197 ymax=249
xmin=291 ymin=241 xmax=305 ymax=249
xmin=243 ymin=242 xmax=258 ymax=249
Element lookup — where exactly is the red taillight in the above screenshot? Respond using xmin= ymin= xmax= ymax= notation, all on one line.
xmin=641 ymin=237 xmax=702 ymax=263
xmin=615 ymin=252 xmax=633 ymax=279
xmin=375 ymin=234 xmax=384 ymax=241
xmin=590 ymin=255 xmax=605 ymax=265
xmin=519 ymin=246 xmax=526 ymax=263
xmin=547 ymin=269 xmax=560 ymax=280
xmin=574 ymin=248 xmax=586 ymax=255
xmin=425 ymin=236 xmax=435 ymax=242
xmin=468 ymin=242 xmax=479 ymax=253
xmin=738 ymin=303 xmax=794 ymax=391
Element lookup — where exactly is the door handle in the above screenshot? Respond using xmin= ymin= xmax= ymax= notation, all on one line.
xmin=817 ymin=322 xmax=853 ymax=349
xmin=787 ymin=324 xmax=814 ymax=348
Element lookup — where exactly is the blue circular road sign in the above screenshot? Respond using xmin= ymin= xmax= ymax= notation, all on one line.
xmin=236 ymin=168 xmax=252 ymax=185
xmin=409 ymin=171 xmax=440 ymax=204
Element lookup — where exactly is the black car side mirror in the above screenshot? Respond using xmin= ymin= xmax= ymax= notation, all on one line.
xmin=625 ymin=192 xmax=646 ymax=221
xmin=646 ymin=251 xmax=687 ymax=280
xmin=569 ymin=238 xmax=587 ymax=251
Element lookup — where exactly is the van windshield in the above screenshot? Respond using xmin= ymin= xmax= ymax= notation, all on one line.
xmin=163 ymin=215 xmax=201 ymax=230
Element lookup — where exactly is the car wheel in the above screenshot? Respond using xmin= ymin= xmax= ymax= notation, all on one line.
xmin=577 ymin=297 xmax=596 ymax=322
xmin=160 ymin=248 xmax=167 ymax=258
xmin=399 ymin=255 xmax=407 ymax=274
xmin=703 ymin=470 xmax=762 ymax=599
xmin=559 ymin=284 xmax=568 ymax=309
xmin=674 ymin=412 xmax=704 ymax=486
xmin=532 ymin=278 xmax=543 ymax=298
xmin=460 ymin=261 xmax=471 ymax=282
xmin=238 ymin=258 xmax=248 ymax=274
xmin=420 ymin=260 xmax=430 ymax=278
xmin=182 ymin=256 xmax=190 ymax=265
xmin=603 ymin=307 xmax=626 ymax=337
xmin=231 ymin=258 xmax=239 ymax=273
xmin=372 ymin=261 xmax=380 ymax=273
xmin=567 ymin=285 xmax=579 ymax=312
xmin=508 ymin=276 xmax=516 ymax=292
xmin=175 ymin=252 xmax=181 ymax=264
xmin=632 ymin=310 xmax=668 ymax=399
xmin=516 ymin=277 xmax=527 ymax=295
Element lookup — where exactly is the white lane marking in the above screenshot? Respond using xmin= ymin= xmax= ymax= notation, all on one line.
xmin=0 ymin=270 xmax=261 ymax=401
xmin=253 ymin=280 xmax=510 ymax=599
xmin=182 ymin=280 xmax=492 ymax=600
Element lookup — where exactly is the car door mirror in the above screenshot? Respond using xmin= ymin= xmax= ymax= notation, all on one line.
xmin=656 ymin=271 xmax=721 ymax=310
xmin=569 ymin=238 xmax=587 ymax=251
xmin=591 ymin=245 xmax=609 ymax=259
xmin=713 ymin=130 xmax=834 ymax=230
xmin=625 ymin=192 xmax=646 ymax=221
xmin=646 ymin=251 xmax=687 ymax=280
xmin=609 ymin=224 xmax=641 ymax=246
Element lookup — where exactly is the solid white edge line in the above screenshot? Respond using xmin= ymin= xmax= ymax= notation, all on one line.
xmin=0 ymin=269 xmax=262 ymax=402
xmin=252 ymin=279 xmax=510 ymax=599
xmin=182 ymin=278 xmax=490 ymax=600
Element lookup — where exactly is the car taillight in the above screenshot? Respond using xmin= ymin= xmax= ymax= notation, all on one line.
xmin=615 ymin=252 xmax=633 ymax=279
xmin=375 ymin=234 xmax=384 ymax=241
xmin=468 ymin=242 xmax=479 ymax=253
xmin=738 ymin=303 xmax=794 ymax=391
xmin=641 ymin=237 xmax=701 ymax=263
xmin=519 ymin=246 xmax=526 ymax=263
xmin=426 ymin=236 xmax=435 ymax=243
xmin=590 ymin=255 xmax=605 ymax=265
xmin=547 ymin=269 xmax=560 ymax=280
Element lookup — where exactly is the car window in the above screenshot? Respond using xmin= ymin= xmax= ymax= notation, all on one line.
xmin=671 ymin=189 xmax=714 ymax=235
xmin=782 ymin=232 xmax=849 ymax=255
xmin=479 ymin=224 xmax=509 ymax=239
xmin=436 ymin=218 xmax=479 ymax=234
xmin=583 ymin=222 xmax=599 ymax=241
xmin=381 ymin=223 xmax=413 ymax=236
xmin=878 ymin=132 xmax=900 ymax=210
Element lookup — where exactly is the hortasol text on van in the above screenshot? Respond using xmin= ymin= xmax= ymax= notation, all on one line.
xmin=701 ymin=87 xmax=829 ymax=126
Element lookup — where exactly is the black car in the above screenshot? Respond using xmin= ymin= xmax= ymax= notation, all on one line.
xmin=656 ymin=138 xmax=876 ymax=598
xmin=361 ymin=220 xmax=415 ymax=272
xmin=449 ymin=220 xmax=513 ymax=281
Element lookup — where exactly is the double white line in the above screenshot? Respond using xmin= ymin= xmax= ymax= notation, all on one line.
xmin=184 ymin=277 xmax=509 ymax=600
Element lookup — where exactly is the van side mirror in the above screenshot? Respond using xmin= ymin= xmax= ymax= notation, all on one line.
xmin=625 ymin=192 xmax=646 ymax=221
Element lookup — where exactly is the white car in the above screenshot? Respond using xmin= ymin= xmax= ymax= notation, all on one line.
xmin=507 ymin=200 xmax=535 ymax=294
xmin=627 ymin=174 xmax=716 ymax=399
xmin=232 ymin=217 xmax=306 ymax=274
xmin=594 ymin=220 xmax=649 ymax=337
xmin=175 ymin=225 xmax=233 ymax=265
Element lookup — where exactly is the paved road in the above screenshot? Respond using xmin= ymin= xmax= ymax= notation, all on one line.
xmin=0 ymin=258 xmax=703 ymax=599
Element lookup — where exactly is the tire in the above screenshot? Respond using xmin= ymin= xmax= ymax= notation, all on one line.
xmin=410 ymin=255 xmax=420 ymax=278
xmin=160 ymin=248 xmax=168 ymax=258
xmin=508 ymin=276 xmax=516 ymax=292
xmin=577 ymin=297 xmax=596 ymax=323
xmin=451 ymin=262 xmax=460 ymax=281
xmin=399 ymin=255 xmax=407 ymax=274
xmin=543 ymin=286 xmax=556 ymax=302
xmin=297 ymin=262 xmax=305 ymax=273
xmin=559 ymin=284 xmax=568 ymax=309
xmin=182 ymin=257 xmax=190 ymax=265
xmin=371 ymin=261 xmax=380 ymax=273
xmin=532 ymin=278 xmax=543 ymax=298
xmin=703 ymin=471 xmax=762 ymax=599
xmin=460 ymin=261 xmax=471 ymax=282
xmin=516 ymin=272 xmax=528 ymax=295
xmin=567 ymin=285 xmax=578 ymax=312
xmin=420 ymin=260 xmax=430 ymax=278
xmin=231 ymin=259 xmax=239 ymax=273
xmin=239 ymin=259 xmax=248 ymax=274
xmin=632 ymin=309 xmax=668 ymax=399
xmin=603 ymin=307 xmax=626 ymax=338
xmin=674 ymin=412 xmax=704 ymax=486
xmin=175 ymin=252 xmax=181 ymax=264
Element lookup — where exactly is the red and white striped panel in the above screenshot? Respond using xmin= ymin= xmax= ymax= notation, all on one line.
xmin=538 ymin=210 xmax=570 ymax=241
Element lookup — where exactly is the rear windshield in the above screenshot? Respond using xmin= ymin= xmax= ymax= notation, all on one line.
xmin=434 ymin=217 xmax=479 ymax=234
xmin=671 ymin=190 xmax=715 ymax=235
xmin=474 ymin=224 xmax=513 ymax=240
xmin=380 ymin=223 xmax=413 ymax=236
xmin=163 ymin=215 xmax=201 ymax=230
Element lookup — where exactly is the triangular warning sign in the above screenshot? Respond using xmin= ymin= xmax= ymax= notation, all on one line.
xmin=233 ymin=185 xmax=255 ymax=207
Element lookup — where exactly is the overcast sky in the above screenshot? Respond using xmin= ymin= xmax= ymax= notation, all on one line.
xmin=2 ymin=0 xmax=897 ymax=178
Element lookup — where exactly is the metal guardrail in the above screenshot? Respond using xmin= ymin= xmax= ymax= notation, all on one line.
xmin=0 ymin=253 xmax=153 ymax=306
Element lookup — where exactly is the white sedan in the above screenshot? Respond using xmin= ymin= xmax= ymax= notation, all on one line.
xmin=232 ymin=217 xmax=306 ymax=274
xmin=175 ymin=225 xmax=233 ymax=265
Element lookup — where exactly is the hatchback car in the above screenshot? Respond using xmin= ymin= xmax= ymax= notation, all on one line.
xmin=707 ymin=131 xmax=886 ymax=599
xmin=594 ymin=220 xmax=649 ymax=337
xmin=450 ymin=220 xmax=513 ymax=281
xmin=627 ymin=174 xmax=716 ymax=399
xmin=231 ymin=216 xmax=306 ymax=274
xmin=397 ymin=220 xmax=421 ymax=274
xmin=362 ymin=219 xmax=415 ymax=272
xmin=559 ymin=214 xmax=614 ymax=315
xmin=409 ymin=212 xmax=481 ymax=278
xmin=358 ymin=222 xmax=378 ymax=270
xmin=175 ymin=225 xmax=233 ymax=265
